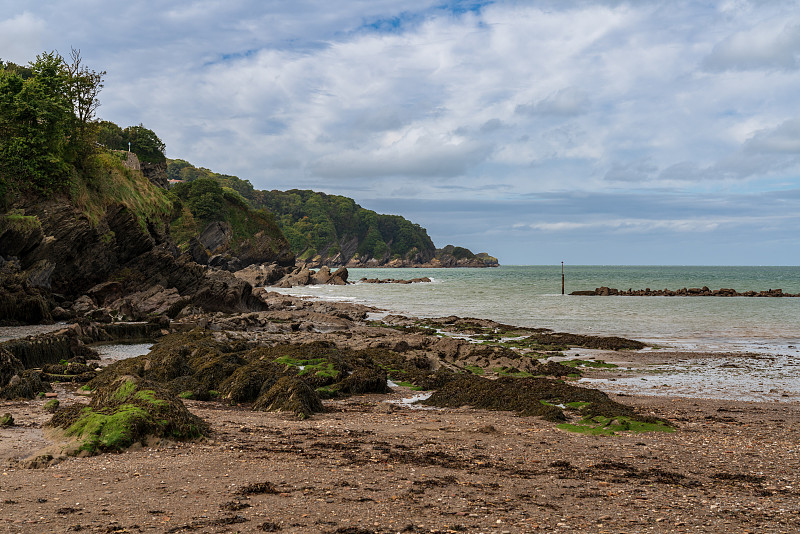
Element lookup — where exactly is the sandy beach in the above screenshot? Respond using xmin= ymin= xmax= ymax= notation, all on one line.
xmin=2 ymin=293 xmax=799 ymax=533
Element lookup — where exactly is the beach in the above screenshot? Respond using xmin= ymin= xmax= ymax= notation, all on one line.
xmin=1 ymin=286 xmax=799 ymax=533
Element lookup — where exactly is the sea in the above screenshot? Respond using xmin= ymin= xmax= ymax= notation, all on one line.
xmin=270 ymin=265 xmax=800 ymax=401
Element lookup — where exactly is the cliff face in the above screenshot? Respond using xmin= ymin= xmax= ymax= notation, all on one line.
xmin=0 ymin=156 xmax=275 ymax=325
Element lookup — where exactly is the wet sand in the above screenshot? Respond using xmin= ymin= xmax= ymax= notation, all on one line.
xmin=1 ymin=387 xmax=799 ymax=533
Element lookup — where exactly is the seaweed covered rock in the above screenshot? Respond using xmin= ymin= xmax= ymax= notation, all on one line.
xmin=219 ymin=359 xmax=289 ymax=403
xmin=86 ymin=330 xmax=218 ymax=391
xmin=253 ymin=376 xmax=323 ymax=418
xmin=0 ymin=270 xmax=53 ymax=326
xmin=47 ymin=375 xmax=208 ymax=455
xmin=422 ymin=374 xmax=664 ymax=425
xmin=0 ymin=369 xmax=52 ymax=400
xmin=0 ymin=347 xmax=24 ymax=387
xmin=335 ymin=368 xmax=389 ymax=395
xmin=524 ymin=332 xmax=646 ymax=351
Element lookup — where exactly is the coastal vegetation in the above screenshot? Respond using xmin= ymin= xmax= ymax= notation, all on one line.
xmin=167 ymin=158 xmax=498 ymax=267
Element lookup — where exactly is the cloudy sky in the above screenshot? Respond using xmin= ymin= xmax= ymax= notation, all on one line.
xmin=3 ymin=0 xmax=800 ymax=265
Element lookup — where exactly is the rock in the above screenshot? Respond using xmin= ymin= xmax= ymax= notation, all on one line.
xmin=374 ymin=402 xmax=395 ymax=414
xmin=72 ymin=295 xmax=96 ymax=315
xmin=233 ymin=263 xmax=291 ymax=288
xmin=310 ymin=266 xmax=332 ymax=285
xmin=0 ymin=270 xmax=53 ymax=325
xmin=87 ymin=281 xmax=124 ymax=306
xmin=108 ymin=285 xmax=183 ymax=320
xmin=51 ymin=306 xmax=73 ymax=320
xmin=0 ymin=369 xmax=52 ymax=400
xmin=274 ymin=266 xmax=312 ymax=288
xmin=273 ymin=266 xmax=348 ymax=288
xmin=335 ymin=368 xmax=389 ymax=395
xmin=0 ymin=347 xmax=24 ymax=388
xmin=253 ymin=376 xmax=323 ymax=418
xmin=140 ymin=161 xmax=168 ymax=189
xmin=47 ymin=374 xmax=208 ymax=455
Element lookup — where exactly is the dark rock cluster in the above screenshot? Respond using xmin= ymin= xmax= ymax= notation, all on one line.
xmin=572 ymin=286 xmax=799 ymax=297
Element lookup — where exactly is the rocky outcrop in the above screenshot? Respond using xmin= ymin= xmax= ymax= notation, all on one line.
xmin=140 ymin=161 xmax=168 ymax=189
xmin=359 ymin=277 xmax=432 ymax=284
xmin=311 ymin=244 xmax=499 ymax=269
xmin=273 ymin=266 xmax=349 ymax=288
xmin=572 ymin=286 xmax=800 ymax=297
xmin=187 ymin=221 xmax=295 ymax=272
xmin=233 ymin=264 xmax=293 ymax=288
xmin=0 ymin=196 xmax=269 ymax=325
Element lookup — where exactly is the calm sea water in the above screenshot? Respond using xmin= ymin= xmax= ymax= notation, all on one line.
xmin=270 ymin=265 xmax=800 ymax=353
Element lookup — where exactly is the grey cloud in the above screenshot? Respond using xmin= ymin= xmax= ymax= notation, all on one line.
xmin=604 ymin=158 xmax=658 ymax=182
xmin=0 ymin=12 xmax=46 ymax=63
xmin=515 ymin=87 xmax=590 ymax=117
xmin=657 ymin=161 xmax=706 ymax=182
xmin=702 ymin=21 xmax=800 ymax=71
xmin=744 ymin=118 xmax=800 ymax=154
xmin=307 ymin=139 xmax=494 ymax=179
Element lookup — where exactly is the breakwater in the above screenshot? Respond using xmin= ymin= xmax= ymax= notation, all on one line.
xmin=570 ymin=286 xmax=799 ymax=297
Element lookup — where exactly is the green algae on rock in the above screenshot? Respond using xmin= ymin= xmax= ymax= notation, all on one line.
xmin=422 ymin=374 xmax=669 ymax=427
xmin=47 ymin=375 xmax=208 ymax=455
xmin=557 ymin=415 xmax=675 ymax=436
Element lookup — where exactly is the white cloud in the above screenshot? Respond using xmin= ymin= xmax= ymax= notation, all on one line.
xmin=0 ymin=12 xmax=46 ymax=63
xmin=703 ymin=20 xmax=800 ymax=71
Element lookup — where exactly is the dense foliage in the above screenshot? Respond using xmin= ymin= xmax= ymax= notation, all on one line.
xmin=169 ymin=176 xmax=285 ymax=254
xmin=0 ymin=52 xmax=84 ymax=199
xmin=166 ymin=159 xmax=437 ymax=263
xmin=0 ymin=52 xmax=164 ymax=206
xmin=97 ymin=121 xmax=166 ymax=164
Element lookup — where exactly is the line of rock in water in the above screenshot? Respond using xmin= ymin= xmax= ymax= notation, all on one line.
xmin=571 ymin=286 xmax=799 ymax=297
xmin=359 ymin=277 xmax=432 ymax=284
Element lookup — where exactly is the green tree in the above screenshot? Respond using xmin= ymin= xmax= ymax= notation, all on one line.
xmin=65 ymin=48 xmax=105 ymax=162
xmin=96 ymin=120 xmax=125 ymax=150
xmin=0 ymin=52 xmax=73 ymax=193
xmin=124 ymin=124 xmax=165 ymax=164
xmin=172 ymin=177 xmax=225 ymax=221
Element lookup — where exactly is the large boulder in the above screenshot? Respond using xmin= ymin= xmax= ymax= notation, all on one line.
xmin=253 ymin=376 xmax=323 ymax=418
xmin=47 ymin=375 xmax=208 ymax=455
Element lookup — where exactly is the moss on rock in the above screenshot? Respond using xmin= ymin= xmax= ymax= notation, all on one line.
xmin=47 ymin=375 xmax=208 ymax=455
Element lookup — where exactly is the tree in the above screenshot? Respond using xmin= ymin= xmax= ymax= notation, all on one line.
xmin=124 ymin=124 xmax=165 ymax=163
xmin=65 ymin=48 xmax=105 ymax=160
xmin=96 ymin=120 xmax=125 ymax=150
xmin=172 ymin=177 xmax=225 ymax=221
xmin=0 ymin=52 xmax=73 ymax=192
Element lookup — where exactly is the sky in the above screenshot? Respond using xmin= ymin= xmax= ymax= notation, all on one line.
xmin=2 ymin=0 xmax=800 ymax=265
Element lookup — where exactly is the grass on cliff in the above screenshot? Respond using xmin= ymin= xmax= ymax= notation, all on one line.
xmin=70 ymin=151 xmax=173 ymax=232
xmin=0 ymin=210 xmax=42 ymax=233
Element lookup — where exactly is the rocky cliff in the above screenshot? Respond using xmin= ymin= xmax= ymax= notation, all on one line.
xmin=0 ymin=155 xmax=282 ymax=325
